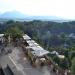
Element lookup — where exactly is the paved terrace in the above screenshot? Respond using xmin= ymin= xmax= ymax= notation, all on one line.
xmin=0 ymin=46 xmax=56 ymax=75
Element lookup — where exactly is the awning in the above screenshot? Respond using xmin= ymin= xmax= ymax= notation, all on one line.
xmin=23 ymin=34 xmax=31 ymax=40
xmin=31 ymin=49 xmax=49 ymax=57
xmin=26 ymin=40 xmax=39 ymax=47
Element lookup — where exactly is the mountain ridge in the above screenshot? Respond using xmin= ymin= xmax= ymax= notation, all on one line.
xmin=0 ymin=11 xmax=63 ymax=20
xmin=0 ymin=11 xmax=70 ymax=22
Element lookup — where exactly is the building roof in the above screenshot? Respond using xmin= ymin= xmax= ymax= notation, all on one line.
xmin=26 ymin=40 xmax=39 ymax=47
xmin=30 ymin=46 xmax=44 ymax=51
xmin=26 ymin=45 xmax=49 ymax=57
xmin=23 ymin=34 xmax=31 ymax=40
xmin=23 ymin=34 xmax=50 ymax=57
xmin=31 ymin=49 xmax=49 ymax=57
xmin=27 ymin=40 xmax=35 ymax=43
xmin=26 ymin=46 xmax=43 ymax=51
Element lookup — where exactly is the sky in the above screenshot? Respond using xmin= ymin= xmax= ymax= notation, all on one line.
xmin=0 ymin=0 xmax=75 ymax=19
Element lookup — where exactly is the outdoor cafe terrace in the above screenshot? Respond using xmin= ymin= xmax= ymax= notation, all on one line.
xmin=22 ymin=34 xmax=50 ymax=57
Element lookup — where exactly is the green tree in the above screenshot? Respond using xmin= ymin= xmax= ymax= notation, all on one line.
xmin=71 ymin=58 xmax=75 ymax=75
xmin=59 ymin=32 xmax=67 ymax=44
xmin=5 ymin=26 xmax=24 ymax=40
xmin=53 ymin=56 xmax=60 ymax=65
xmin=6 ymin=20 xmax=15 ymax=24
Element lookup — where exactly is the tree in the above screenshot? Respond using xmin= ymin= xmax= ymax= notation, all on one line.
xmin=6 ymin=20 xmax=15 ymax=24
xmin=71 ymin=58 xmax=75 ymax=75
xmin=59 ymin=32 xmax=66 ymax=44
xmin=5 ymin=26 xmax=24 ymax=40
xmin=53 ymin=56 xmax=60 ymax=65
xmin=59 ymin=58 xmax=69 ymax=70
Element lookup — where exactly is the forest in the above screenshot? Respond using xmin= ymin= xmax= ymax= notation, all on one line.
xmin=1 ymin=20 xmax=75 ymax=48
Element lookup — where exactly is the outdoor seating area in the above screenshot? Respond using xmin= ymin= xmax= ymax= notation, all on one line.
xmin=22 ymin=34 xmax=50 ymax=67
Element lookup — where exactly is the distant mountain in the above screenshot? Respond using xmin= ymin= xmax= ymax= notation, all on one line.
xmin=0 ymin=11 xmax=27 ymax=19
xmin=0 ymin=11 xmax=66 ymax=21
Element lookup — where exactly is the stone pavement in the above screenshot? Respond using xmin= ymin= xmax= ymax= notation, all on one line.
xmin=9 ymin=47 xmax=56 ymax=75
xmin=0 ymin=46 xmax=56 ymax=75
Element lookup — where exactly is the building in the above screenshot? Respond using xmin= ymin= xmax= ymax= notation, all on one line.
xmin=22 ymin=34 xmax=50 ymax=66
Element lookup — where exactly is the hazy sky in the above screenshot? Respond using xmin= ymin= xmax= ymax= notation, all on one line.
xmin=0 ymin=0 xmax=75 ymax=19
